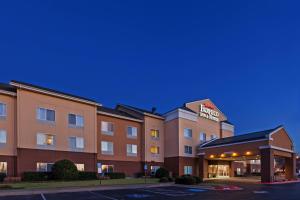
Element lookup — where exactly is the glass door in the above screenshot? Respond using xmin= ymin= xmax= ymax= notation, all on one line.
xmin=208 ymin=165 xmax=229 ymax=178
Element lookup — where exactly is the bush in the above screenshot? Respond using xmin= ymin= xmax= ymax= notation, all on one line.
xmin=23 ymin=172 xmax=52 ymax=181
xmin=0 ymin=173 xmax=7 ymax=182
xmin=159 ymin=177 xmax=169 ymax=183
xmin=155 ymin=168 xmax=169 ymax=178
xmin=78 ymin=172 xmax=98 ymax=180
xmin=168 ymin=177 xmax=175 ymax=182
xmin=104 ymin=172 xmax=126 ymax=179
xmin=175 ymin=175 xmax=202 ymax=185
xmin=52 ymin=159 xmax=79 ymax=180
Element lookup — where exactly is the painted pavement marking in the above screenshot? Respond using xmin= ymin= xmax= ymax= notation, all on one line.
xmin=40 ymin=193 xmax=47 ymax=200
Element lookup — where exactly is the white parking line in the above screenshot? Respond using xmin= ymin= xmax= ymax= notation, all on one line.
xmin=139 ymin=188 xmax=194 ymax=197
xmin=40 ymin=193 xmax=47 ymax=200
xmin=89 ymin=191 xmax=119 ymax=200
xmin=253 ymin=191 xmax=269 ymax=194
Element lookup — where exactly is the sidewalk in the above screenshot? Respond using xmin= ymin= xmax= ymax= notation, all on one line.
xmin=0 ymin=182 xmax=174 ymax=197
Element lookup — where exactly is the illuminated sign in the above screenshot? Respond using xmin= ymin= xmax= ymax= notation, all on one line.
xmin=199 ymin=103 xmax=219 ymax=122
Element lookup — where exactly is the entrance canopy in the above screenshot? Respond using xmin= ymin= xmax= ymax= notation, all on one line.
xmin=197 ymin=125 xmax=296 ymax=182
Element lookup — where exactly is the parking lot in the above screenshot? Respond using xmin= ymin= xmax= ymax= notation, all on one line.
xmin=2 ymin=183 xmax=300 ymax=200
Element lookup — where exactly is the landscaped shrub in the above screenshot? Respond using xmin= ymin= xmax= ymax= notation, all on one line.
xmin=168 ymin=177 xmax=175 ymax=182
xmin=22 ymin=172 xmax=52 ymax=181
xmin=159 ymin=177 xmax=169 ymax=183
xmin=78 ymin=172 xmax=98 ymax=180
xmin=175 ymin=175 xmax=202 ymax=185
xmin=52 ymin=159 xmax=79 ymax=180
xmin=155 ymin=168 xmax=169 ymax=178
xmin=104 ymin=172 xmax=126 ymax=179
xmin=0 ymin=173 xmax=7 ymax=182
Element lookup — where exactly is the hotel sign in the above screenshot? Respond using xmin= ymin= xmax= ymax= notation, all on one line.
xmin=199 ymin=103 xmax=220 ymax=122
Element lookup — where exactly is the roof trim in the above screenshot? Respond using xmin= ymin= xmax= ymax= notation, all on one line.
xmin=97 ymin=111 xmax=143 ymax=122
xmin=10 ymin=81 xmax=101 ymax=106
xmin=119 ymin=104 xmax=164 ymax=119
xmin=199 ymin=138 xmax=269 ymax=149
xmin=259 ymin=145 xmax=294 ymax=153
xmin=0 ymin=90 xmax=16 ymax=97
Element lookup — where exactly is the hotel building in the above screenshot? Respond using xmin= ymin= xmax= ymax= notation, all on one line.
xmin=0 ymin=80 xmax=297 ymax=182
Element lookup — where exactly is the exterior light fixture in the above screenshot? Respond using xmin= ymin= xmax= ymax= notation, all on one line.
xmin=246 ymin=151 xmax=251 ymax=156
xmin=232 ymin=153 xmax=238 ymax=157
xmin=220 ymin=154 xmax=225 ymax=158
xmin=210 ymin=155 xmax=215 ymax=158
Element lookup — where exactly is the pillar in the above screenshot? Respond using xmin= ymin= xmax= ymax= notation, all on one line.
xmin=199 ymin=155 xmax=208 ymax=180
xmin=230 ymin=161 xmax=235 ymax=177
xmin=260 ymin=148 xmax=274 ymax=183
xmin=285 ymin=153 xmax=296 ymax=180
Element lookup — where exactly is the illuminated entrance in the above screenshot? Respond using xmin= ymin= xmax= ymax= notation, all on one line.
xmin=198 ymin=126 xmax=297 ymax=183
xmin=208 ymin=165 xmax=229 ymax=178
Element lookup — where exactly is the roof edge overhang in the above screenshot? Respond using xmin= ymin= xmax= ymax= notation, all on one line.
xmin=259 ymin=145 xmax=295 ymax=153
xmin=97 ymin=111 xmax=144 ymax=122
xmin=10 ymin=81 xmax=101 ymax=107
xmin=0 ymin=89 xmax=16 ymax=97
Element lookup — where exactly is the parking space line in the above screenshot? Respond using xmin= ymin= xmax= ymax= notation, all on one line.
xmin=138 ymin=188 xmax=194 ymax=197
xmin=89 ymin=191 xmax=119 ymax=200
xmin=40 ymin=193 xmax=47 ymax=200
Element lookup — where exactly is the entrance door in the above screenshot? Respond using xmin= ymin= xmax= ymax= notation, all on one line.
xmin=208 ymin=165 xmax=229 ymax=178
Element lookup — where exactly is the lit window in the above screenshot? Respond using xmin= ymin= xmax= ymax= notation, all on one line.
xmin=127 ymin=144 xmax=137 ymax=156
xmin=101 ymin=141 xmax=114 ymax=154
xmin=151 ymin=130 xmax=159 ymax=139
xmin=101 ymin=165 xmax=114 ymax=173
xmin=200 ymin=132 xmax=206 ymax=143
xmin=184 ymin=166 xmax=192 ymax=175
xmin=101 ymin=121 xmax=114 ymax=135
xmin=68 ymin=114 xmax=84 ymax=127
xmin=0 ymin=162 xmax=7 ymax=174
xmin=75 ymin=164 xmax=85 ymax=171
xmin=36 ymin=162 xmax=53 ymax=172
xmin=184 ymin=128 xmax=192 ymax=139
xmin=150 ymin=166 xmax=160 ymax=173
xmin=0 ymin=103 xmax=7 ymax=118
xmin=150 ymin=146 xmax=160 ymax=154
xmin=184 ymin=145 xmax=193 ymax=155
xmin=37 ymin=133 xmax=55 ymax=146
xmin=36 ymin=108 xmax=55 ymax=122
xmin=69 ymin=137 xmax=84 ymax=150
xmin=127 ymin=126 xmax=138 ymax=138
xmin=0 ymin=130 xmax=7 ymax=144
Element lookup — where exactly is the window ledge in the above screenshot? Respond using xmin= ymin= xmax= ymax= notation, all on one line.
xmin=68 ymin=125 xmax=84 ymax=129
xmin=102 ymin=151 xmax=114 ymax=155
xmin=127 ymin=135 xmax=137 ymax=139
xmin=36 ymin=145 xmax=56 ymax=150
xmin=101 ymin=131 xmax=114 ymax=136
xmin=37 ymin=120 xmax=56 ymax=125
xmin=127 ymin=153 xmax=137 ymax=157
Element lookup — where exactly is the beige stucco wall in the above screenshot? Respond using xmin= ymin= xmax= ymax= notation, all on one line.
xmin=16 ymin=89 xmax=97 ymax=153
xmin=164 ymin=119 xmax=179 ymax=157
xmin=144 ymin=116 xmax=164 ymax=162
xmin=0 ymin=93 xmax=17 ymax=156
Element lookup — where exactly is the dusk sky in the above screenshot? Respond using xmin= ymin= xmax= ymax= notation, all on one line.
xmin=0 ymin=1 xmax=299 ymax=150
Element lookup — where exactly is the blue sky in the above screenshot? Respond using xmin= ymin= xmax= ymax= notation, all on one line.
xmin=0 ymin=1 xmax=299 ymax=150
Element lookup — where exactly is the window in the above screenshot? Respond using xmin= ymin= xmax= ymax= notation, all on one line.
xmin=0 ymin=162 xmax=7 ymax=174
xmin=184 ymin=145 xmax=193 ymax=155
xmin=127 ymin=144 xmax=137 ymax=156
xmin=150 ymin=166 xmax=160 ymax=173
xmin=210 ymin=134 xmax=217 ymax=140
xmin=101 ymin=141 xmax=113 ymax=154
xmin=0 ymin=103 xmax=7 ymax=118
xmin=127 ymin=126 xmax=137 ymax=138
xmin=150 ymin=146 xmax=160 ymax=154
xmin=184 ymin=166 xmax=192 ymax=175
xmin=250 ymin=160 xmax=261 ymax=164
xmin=151 ymin=129 xmax=159 ymax=139
xmin=101 ymin=121 xmax=114 ymax=135
xmin=36 ymin=108 xmax=55 ymax=122
xmin=68 ymin=114 xmax=84 ymax=127
xmin=0 ymin=130 xmax=7 ymax=144
xmin=184 ymin=128 xmax=192 ymax=139
xmin=69 ymin=137 xmax=84 ymax=150
xmin=75 ymin=164 xmax=85 ymax=171
xmin=37 ymin=133 xmax=55 ymax=146
xmin=200 ymin=132 xmax=206 ymax=143
xmin=101 ymin=165 xmax=114 ymax=173
xmin=36 ymin=162 xmax=53 ymax=172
